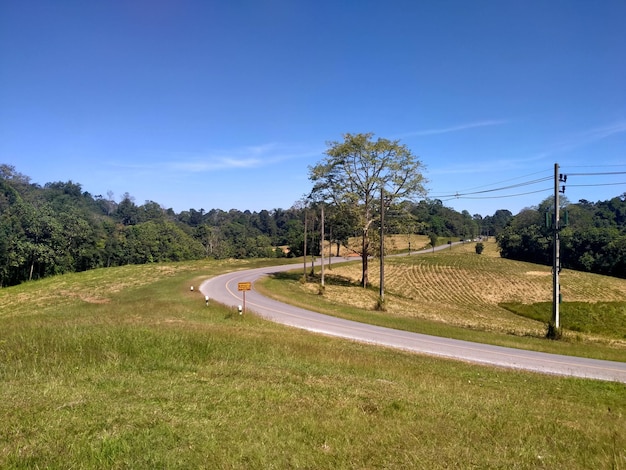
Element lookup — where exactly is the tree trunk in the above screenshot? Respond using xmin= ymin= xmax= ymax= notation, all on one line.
xmin=361 ymin=231 xmax=369 ymax=287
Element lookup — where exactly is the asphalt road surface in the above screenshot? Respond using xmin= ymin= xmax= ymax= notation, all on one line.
xmin=200 ymin=257 xmax=626 ymax=384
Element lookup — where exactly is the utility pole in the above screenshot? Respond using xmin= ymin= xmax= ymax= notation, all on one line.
xmin=551 ymin=164 xmax=568 ymax=333
xmin=320 ymin=203 xmax=325 ymax=287
xmin=552 ymin=163 xmax=561 ymax=330
xmin=379 ymin=187 xmax=385 ymax=302
xmin=303 ymin=209 xmax=308 ymax=280
xmin=328 ymin=225 xmax=333 ymax=269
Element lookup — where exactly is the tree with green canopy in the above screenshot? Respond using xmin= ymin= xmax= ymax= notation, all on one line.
xmin=309 ymin=133 xmax=427 ymax=287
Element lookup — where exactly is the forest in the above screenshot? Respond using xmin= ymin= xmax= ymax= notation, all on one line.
xmin=497 ymin=195 xmax=626 ymax=278
xmin=1 ymin=163 xmax=625 ymax=286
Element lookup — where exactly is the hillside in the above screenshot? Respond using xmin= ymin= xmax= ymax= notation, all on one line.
xmin=263 ymin=239 xmax=626 ymax=351
xmin=1 ymin=257 xmax=624 ymax=468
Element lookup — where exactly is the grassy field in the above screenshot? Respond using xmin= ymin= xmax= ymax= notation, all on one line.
xmin=324 ymin=234 xmax=444 ymax=258
xmin=259 ymin=239 xmax=626 ymax=361
xmin=1 ymin=254 xmax=625 ymax=468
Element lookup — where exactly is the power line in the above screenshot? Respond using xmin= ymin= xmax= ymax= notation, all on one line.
xmin=567 ymin=171 xmax=626 ymax=176
xmin=432 ymin=176 xmax=551 ymax=199
xmin=431 ymin=165 xmax=624 ymax=204
xmin=442 ymin=187 xmax=551 ymax=202
xmin=567 ymin=182 xmax=626 ymax=188
xmin=565 ymin=164 xmax=626 ymax=168
xmin=439 ymin=169 xmax=549 ymax=193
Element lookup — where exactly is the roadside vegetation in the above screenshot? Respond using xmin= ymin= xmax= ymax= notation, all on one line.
xmin=2 ymin=256 xmax=625 ymax=468
xmin=2 ymin=151 xmax=626 ymax=467
xmin=258 ymin=239 xmax=626 ymax=362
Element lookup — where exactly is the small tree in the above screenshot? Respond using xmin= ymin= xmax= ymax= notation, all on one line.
xmin=475 ymin=242 xmax=484 ymax=254
xmin=429 ymin=232 xmax=438 ymax=252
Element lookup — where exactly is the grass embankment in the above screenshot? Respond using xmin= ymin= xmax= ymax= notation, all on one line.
xmin=1 ymin=256 xmax=625 ymax=468
xmin=258 ymin=239 xmax=626 ymax=362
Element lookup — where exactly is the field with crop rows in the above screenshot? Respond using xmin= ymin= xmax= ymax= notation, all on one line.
xmin=304 ymin=239 xmax=626 ymax=344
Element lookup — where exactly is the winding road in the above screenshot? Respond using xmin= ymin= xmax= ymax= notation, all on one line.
xmin=200 ymin=257 xmax=626 ymax=384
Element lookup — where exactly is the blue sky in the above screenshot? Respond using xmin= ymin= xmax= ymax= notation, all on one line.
xmin=1 ymin=0 xmax=625 ymax=216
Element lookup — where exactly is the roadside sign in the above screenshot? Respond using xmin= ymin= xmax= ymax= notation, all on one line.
xmin=237 ymin=282 xmax=251 ymax=315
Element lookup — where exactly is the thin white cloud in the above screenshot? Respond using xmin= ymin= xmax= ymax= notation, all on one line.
xmin=108 ymin=142 xmax=322 ymax=174
xmin=548 ymin=120 xmax=626 ymax=155
xmin=171 ymin=157 xmax=263 ymax=172
xmin=430 ymin=119 xmax=626 ymax=177
xmin=398 ymin=119 xmax=508 ymax=138
xmin=429 ymin=154 xmax=547 ymax=176
xmin=172 ymin=143 xmax=324 ymax=173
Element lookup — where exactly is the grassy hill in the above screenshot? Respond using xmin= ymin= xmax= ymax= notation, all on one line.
xmin=1 ymin=254 xmax=625 ymax=468
xmin=259 ymin=239 xmax=626 ymax=360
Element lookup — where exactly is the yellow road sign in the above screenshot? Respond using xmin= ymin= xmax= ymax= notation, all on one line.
xmin=238 ymin=282 xmax=252 ymax=291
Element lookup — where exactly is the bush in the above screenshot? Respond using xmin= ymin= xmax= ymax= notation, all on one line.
xmin=475 ymin=242 xmax=484 ymax=254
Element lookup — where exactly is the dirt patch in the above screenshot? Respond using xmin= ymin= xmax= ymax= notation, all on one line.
xmin=78 ymin=295 xmax=110 ymax=304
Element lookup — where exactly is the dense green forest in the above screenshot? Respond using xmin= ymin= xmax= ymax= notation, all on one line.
xmin=1 ymin=164 xmax=624 ymax=286
xmin=0 ymin=164 xmax=501 ymax=287
xmin=497 ymin=195 xmax=626 ymax=278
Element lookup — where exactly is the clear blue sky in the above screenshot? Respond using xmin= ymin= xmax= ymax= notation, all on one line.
xmin=1 ymin=0 xmax=625 ymax=216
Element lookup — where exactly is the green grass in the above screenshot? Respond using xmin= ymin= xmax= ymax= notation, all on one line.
xmin=256 ymin=242 xmax=626 ymax=362
xmin=502 ymin=301 xmax=626 ymax=338
xmin=1 ymin=258 xmax=625 ymax=468
xmin=259 ymin=270 xmax=626 ymax=363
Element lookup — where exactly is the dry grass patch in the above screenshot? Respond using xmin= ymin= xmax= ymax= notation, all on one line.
xmin=0 ymin=260 xmax=245 ymax=319
xmin=303 ymin=239 xmax=626 ymax=341
xmin=0 ymin=265 xmax=177 ymax=318
xmin=323 ymin=234 xmax=431 ymax=257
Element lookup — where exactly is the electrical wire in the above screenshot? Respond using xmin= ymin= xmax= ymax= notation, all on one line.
xmin=432 ymin=176 xmax=551 ymax=199
xmin=567 ymin=171 xmax=626 ymax=176
xmin=565 ymin=164 xmax=626 ymax=168
xmin=567 ymin=182 xmax=626 ymax=188
xmin=441 ymin=187 xmax=551 ymax=202
xmin=429 ymin=166 xmax=624 ymax=203
xmin=439 ymin=169 xmax=549 ymax=193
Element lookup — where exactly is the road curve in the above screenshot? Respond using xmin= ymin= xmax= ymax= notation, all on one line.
xmin=200 ymin=259 xmax=626 ymax=384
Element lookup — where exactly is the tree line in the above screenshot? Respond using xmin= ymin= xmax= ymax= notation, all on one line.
xmin=0 ymin=159 xmax=509 ymax=287
xmin=3 ymin=143 xmax=624 ymax=288
xmin=497 ymin=195 xmax=626 ymax=278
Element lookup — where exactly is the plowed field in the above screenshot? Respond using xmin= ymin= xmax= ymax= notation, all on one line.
xmin=310 ymin=239 xmax=626 ymax=338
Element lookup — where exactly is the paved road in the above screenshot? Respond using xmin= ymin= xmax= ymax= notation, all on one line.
xmin=200 ymin=257 xmax=626 ymax=384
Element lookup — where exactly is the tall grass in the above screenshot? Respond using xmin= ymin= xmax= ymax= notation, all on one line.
xmin=1 ymin=258 xmax=625 ymax=468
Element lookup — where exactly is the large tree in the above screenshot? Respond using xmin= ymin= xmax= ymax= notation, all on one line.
xmin=309 ymin=133 xmax=427 ymax=287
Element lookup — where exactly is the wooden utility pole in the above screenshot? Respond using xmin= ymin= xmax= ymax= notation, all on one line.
xmin=328 ymin=226 xmax=333 ymax=268
xmin=552 ymin=163 xmax=560 ymax=329
xmin=303 ymin=209 xmax=308 ymax=280
xmin=320 ymin=203 xmax=325 ymax=287
xmin=379 ymin=188 xmax=385 ymax=302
